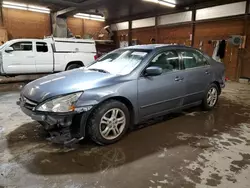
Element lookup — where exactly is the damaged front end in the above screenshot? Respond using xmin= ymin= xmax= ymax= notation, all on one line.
xmin=17 ymin=93 xmax=93 ymax=146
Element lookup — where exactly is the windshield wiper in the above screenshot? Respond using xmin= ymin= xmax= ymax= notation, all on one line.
xmin=89 ymin=68 xmax=110 ymax=74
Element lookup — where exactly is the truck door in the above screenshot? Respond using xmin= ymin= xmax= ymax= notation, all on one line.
xmin=2 ymin=41 xmax=36 ymax=74
xmin=35 ymin=42 xmax=53 ymax=73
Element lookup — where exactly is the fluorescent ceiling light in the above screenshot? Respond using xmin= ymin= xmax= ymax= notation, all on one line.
xmin=159 ymin=1 xmax=176 ymax=7
xmin=28 ymin=5 xmax=50 ymax=11
xmin=74 ymin=13 xmax=105 ymax=22
xmin=2 ymin=4 xmax=27 ymax=10
xmin=3 ymin=1 xmax=26 ymax=7
xmin=162 ymin=0 xmax=176 ymax=4
xmin=143 ymin=0 xmax=176 ymax=8
xmin=2 ymin=1 xmax=50 ymax=14
xmin=74 ymin=15 xmax=105 ymax=22
xmin=143 ymin=0 xmax=158 ymax=3
xmin=76 ymin=13 xmax=103 ymax=19
xmin=28 ymin=8 xmax=50 ymax=14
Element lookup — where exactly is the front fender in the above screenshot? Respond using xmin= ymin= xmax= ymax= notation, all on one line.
xmin=75 ymin=81 xmax=138 ymax=138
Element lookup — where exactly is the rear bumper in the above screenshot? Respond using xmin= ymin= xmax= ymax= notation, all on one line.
xmin=220 ymin=82 xmax=225 ymax=89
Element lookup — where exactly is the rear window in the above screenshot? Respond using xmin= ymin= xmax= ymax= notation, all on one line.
xmin=36 ymin=42 xmax=48 ymax=52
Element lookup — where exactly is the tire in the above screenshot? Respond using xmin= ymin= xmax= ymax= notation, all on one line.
xmin=202 ymin=83 xmax=219 ymax=111
xmin=88 ymin=100 xmax=130 ymax=145
xmin=66 ymin=64 xmax=82 ymax=71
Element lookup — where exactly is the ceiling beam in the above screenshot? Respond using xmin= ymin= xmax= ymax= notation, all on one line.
xmin=37 ymin=0 xmax=79 ymax=7
xmin=38 ymin=0 xmax=110 ymax=16
xmin=56 ymin=7 xmax=76 ymax=17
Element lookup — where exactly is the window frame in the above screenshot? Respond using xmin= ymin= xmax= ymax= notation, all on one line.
xmin=140 ymin=49 xmax=182 ymax=77
xmin=10 ymin=41 xmax=33 ymax=52
xmin=36 ymin=42 xmax=49 ymax=53
xmin=177 ymin=49 xmax=210 ymax=70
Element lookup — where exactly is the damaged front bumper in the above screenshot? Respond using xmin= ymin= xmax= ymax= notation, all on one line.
xmin=17 ymin=98 xmax=92 ymax=145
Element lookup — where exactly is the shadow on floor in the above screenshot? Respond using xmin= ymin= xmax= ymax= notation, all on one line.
xmin=6 ymin=99 xmax=250 ymax=175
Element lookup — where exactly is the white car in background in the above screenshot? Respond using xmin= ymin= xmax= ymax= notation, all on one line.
xmin=0 ymin=37 xmax=101 ymax=76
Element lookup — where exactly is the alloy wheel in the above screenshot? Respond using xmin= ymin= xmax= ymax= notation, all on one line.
xmin=207 ymin=87 xmax=218 ymax=107
xmin=99 ymin=108 xmax=126 ymax=140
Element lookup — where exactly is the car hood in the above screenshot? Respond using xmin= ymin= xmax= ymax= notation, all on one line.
xmin=21 ymin=68 xmax=116 ymax=103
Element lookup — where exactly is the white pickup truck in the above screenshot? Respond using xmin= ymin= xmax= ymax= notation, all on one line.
xmin=0 ymin=37 xmax=99 ymax=76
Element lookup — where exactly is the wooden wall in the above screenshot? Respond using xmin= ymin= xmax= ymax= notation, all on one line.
xmin=158 ymin=24 xmax=192 ymax=46
xmin=2 ymin=8 xmax=51 ymax=39
xmin=67 ymin=17 xmax=84 ymax=37
xmin=67 ymin=17 xmax=105 ymax=39
xmin=1 ymin=9 xmax=105 ymax=40
xmin=132 ymin=27 xmax=156 ymax=44
xmin=194 ymin=19 xmax=245 ymax=80
xmin=240 ymin=20 xmax=250 ymax=79
xmin=122 ymin=18 xmax=249 ymax=80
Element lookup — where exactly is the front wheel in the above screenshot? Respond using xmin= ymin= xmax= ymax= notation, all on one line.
xmin=202 ymin=83 xmax=219 ymax=110
xmin=88 ymin=100 xmax=130 ymax=145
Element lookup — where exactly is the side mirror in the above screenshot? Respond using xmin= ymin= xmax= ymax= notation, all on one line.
xmin=5 ymin=47 xmax=14 ymax=53
xmin=145 ymin=66 xmax=163 ymax=76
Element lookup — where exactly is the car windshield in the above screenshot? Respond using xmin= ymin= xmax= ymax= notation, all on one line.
xmin=88 ymin=49 xmax=150 ymax=75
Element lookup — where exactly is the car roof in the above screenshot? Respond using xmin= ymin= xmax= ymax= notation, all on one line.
xmin=124 ymin=44 xmax=194 ymax=51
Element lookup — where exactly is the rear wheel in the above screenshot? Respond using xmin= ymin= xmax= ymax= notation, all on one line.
xmin=66 ymin=63 xmax=82 ymax=70
xmin=202 ymin=83 xmax=219 ymax=110
xmin=88 ymin=100 xmax=130 ymax=145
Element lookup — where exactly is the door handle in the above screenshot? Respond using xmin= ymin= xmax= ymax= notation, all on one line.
xmin=175 ymin=76 xmax=184 ymax=81
xmin=26 ymin=56 xmax=34 ymax=58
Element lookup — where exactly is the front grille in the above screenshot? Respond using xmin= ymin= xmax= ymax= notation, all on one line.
xmin=21 ymin=96 xmax=38 ymax=110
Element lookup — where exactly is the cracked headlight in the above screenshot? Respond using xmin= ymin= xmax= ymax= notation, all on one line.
xmin=36 ymin=92 xmax=83 ymax=113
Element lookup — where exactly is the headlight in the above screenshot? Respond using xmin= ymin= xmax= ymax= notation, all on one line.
xmin=36 ymin=92 xmax=83 ymax=113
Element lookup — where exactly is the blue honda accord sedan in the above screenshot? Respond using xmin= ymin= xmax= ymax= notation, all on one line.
xmin=18 ymin=45 xmax=225 ymax=145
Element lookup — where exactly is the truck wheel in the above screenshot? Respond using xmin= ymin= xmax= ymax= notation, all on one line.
xmin=66 ymin=64 xmax=82 ymax=70
xmin=88 ymin=100 xmax=130 ymax=145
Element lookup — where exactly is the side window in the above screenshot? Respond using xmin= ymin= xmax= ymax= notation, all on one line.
xmin=149 ymin=50 xmax=180 ymax=73
xmin=181 ymin=50 xmax=207 ymax=69
xmin=36 ymin=42 xmax=48 ymax=52
xmin=11 ymin=42 xmax=32 ymax=51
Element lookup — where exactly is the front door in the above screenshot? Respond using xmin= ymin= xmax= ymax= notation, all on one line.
xmin=3 ymin=41 xmax=36 ymax=74
xmin=138 ymin=50 xmax=185 ymax=119
xmin=179 ymin=49 xmax=213 ymax=106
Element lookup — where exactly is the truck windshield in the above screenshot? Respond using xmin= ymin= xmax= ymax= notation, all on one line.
xmin=0 ymin=41 xmax=10 ymax=50
xmin=88 ymin=49 xmax=150 ymax=75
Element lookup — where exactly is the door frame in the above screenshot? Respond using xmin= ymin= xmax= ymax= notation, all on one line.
xmin=2 ymin=40 xmax=36 ymax=74
xmin=137 ymin=48 xmax=186 ymax=120
xmin=176 ymin=48 xmax=213 ymax=105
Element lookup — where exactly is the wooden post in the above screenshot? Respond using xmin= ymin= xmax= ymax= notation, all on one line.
xmin=0 ymin=5 xmax=4 ymax=27
xmin=155 ymin=16 xmax=158 ymax=43
xmin=128 ymin=20 xmax=132 ymax=46
xmin=191 ymin=9 xmax=196 ymax=47
xmin=237 ymin=0 xmax=249 ymax=80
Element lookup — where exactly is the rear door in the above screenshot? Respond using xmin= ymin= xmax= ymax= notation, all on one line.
xmin=3 ymin=41 xmax=36 ymax=74
xmin=138 ymin=49 xmax=186 ymax=119
xmin=35 ymin=42 xmax=53 ymax=73
xmin=179 ymin=49 xmax=213 ymax=106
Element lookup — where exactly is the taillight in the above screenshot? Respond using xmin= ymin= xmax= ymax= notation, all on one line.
xmin=94 ymin=55 xmax=98 ymax=60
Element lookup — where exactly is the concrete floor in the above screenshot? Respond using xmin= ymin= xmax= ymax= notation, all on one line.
xmin=0 ymin=82 xmax=250 ymax=188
